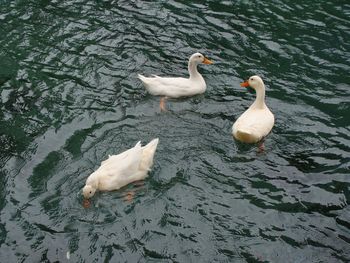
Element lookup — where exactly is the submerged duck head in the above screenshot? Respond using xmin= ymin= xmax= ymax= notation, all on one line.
xmin=83 ymin=185 xmax=96 ymax=199
xmin=240 ymin=75 xmax=264 ymax=90
xmin=189 ymin=53 xmax=213 ymax=65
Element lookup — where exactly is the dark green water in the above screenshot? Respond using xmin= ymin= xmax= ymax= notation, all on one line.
xmin=1 ymin=0 xmax=350 ymax=262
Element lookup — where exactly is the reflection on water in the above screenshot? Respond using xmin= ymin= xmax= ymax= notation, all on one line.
xmin=0 ymin=0 xmax=349 ymax=261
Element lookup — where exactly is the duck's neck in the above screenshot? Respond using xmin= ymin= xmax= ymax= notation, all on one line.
xmin=251 ymin=84 xmax=266 ymax=109
xmin=188 ymin=61 xmax=201 ymax=80
xmin=87 ymin=172 xmax=99 ymax=188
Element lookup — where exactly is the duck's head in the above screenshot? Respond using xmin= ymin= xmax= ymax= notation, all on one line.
xmin=240 ymin=75 xmax=264 ymax=90
xmin=82 ymin=185 xmax=96 ymax=199
xmin=190 ymin=53 xmax=213 ymax=65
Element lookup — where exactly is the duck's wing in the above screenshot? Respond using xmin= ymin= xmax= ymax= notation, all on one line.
xmin=138 ymin=74 xmax=191 ymax=97
xmin=234 ymin=109 xmax=274 ymax=138
xmin=99 ymin=141 xmax=142 ymax=178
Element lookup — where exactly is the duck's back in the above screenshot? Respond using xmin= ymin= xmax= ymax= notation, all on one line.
xmin=138 ymin=75 xmax=205 ymax=98
xmin=100 ymin=143 xmax=142 ymax=173
xmin=233 ymin=107 xmax=274 ymax=143
xmin=93 ymin=140 xmax=159 ymax=191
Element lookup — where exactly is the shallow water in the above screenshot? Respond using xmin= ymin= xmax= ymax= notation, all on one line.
xmin=1 ymin=0 xmax=350 ymax=262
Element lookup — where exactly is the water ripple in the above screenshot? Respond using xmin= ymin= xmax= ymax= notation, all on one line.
xmin=0 ymin=0 xmax=349 ymax=261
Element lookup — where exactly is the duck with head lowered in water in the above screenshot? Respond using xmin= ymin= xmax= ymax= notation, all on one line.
xmin=82 ymin=138 xmax=159 ymax=202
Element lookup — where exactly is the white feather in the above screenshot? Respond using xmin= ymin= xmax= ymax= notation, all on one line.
xmin=83 ymin=139 xmax=159 ymax=196
xmin=232 ymin=76 xmax=275 ymax=143
xmin=138 ymin=53 xmax=212 ymax=98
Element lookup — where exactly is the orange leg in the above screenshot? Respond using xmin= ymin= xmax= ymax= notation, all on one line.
xmin=124 ymin=191 xmax=135 ymax=203
xmin=83 ymin=198 xmax=91 ymax=208
xmin=258 ymin=141 xmax=265 ymax=153
xmin=160 ymin=97 xmax=167 ymax=112
xmin=123 ymin=181 xmax=145 ymax=203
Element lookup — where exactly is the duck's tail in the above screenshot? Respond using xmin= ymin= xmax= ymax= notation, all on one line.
xmin=138 ymin=74 xmax=152 ymax=91
xmin=137 ymin=74 xmax=146 ymax=82
xmin=235 ymin=129 xmax=259 ymax=143
xmin=139 ymin=138 xmax=159 ymax=171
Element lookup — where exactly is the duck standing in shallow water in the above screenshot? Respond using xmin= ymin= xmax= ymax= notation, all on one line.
xmin=82 ymin=138 xmax=159 ymax=202
xmin=138 ymin=53 xmax=213 ymax=111
xmin=232 ymin=76 xmax=274 ymax=149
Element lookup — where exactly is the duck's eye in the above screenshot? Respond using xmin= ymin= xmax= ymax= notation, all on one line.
xmin=251 ymin=78 xmax=254 ymax=81
xmin=198 ymin=55 xmax=201 ymax=58
xmin=89 ymin=191 xmax=92 ymax=194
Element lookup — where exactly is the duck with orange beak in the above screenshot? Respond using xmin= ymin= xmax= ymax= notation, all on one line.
xmin=138 ymin=53 xmax=213 ymax=111
xmin=82 ymin=138 xmax=159 ymax=207
xmin=232 ymin=75 xmax=274 ymax=148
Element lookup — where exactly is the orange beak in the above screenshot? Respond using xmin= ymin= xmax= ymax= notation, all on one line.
xmin=83 ymin=198 xmax=91 ymax=208
xmin=203 ymin=57 xmax=213 ymax=64
xmin=240 ymin=80 xmax=249 ymax=87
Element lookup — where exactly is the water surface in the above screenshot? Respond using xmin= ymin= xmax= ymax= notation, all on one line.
xmin=0 ymin=0 xmax=349 ymax=262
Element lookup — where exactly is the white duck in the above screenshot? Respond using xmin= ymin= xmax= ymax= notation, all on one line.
xmin=232 ymin=76 xmax=274 ymax=146
xmin=82 ymin=138 xmax=159 ymax=199
xmin=138 ymin=52 xmax=213 ymax=111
